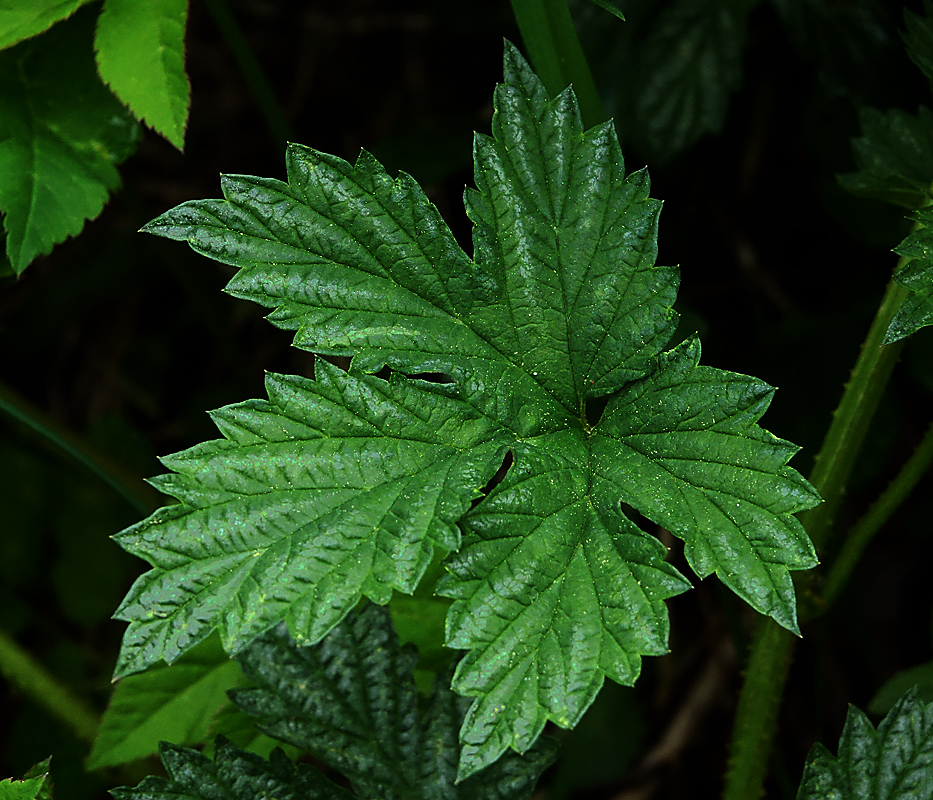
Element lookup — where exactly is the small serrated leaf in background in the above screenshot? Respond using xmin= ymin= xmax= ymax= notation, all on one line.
xmin=796 ymin=688 xmax=933 ymax=800
xmin=884 ymin=206 xmax=933 ymax=343
xmin=88 ymin=634 xmax=242 ymax=769
xmin=0 ymin=6 xmax=139 ymax=274
xmin=0 ymin=0 xmax=91 ymax=50
xmin=94 ymin=0 xmax=190 ymax=150
xmin=0 ymin=759 xmax=52 ymax=800
xmin=111 ymin=738 xmax=355 ymax=800
xmin=230 ymin=603 xmax=557 ymax=800
xmin=838 ymin=106 xmax=933 ymax=209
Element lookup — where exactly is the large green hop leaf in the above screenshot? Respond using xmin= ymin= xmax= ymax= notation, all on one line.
xmin=230 ymin=603 xmax=556 ymax=798
xmin=115 ymin=42 xmax=819 ymax=776
xmin=796 ymin=688 xmax=933 ymax=800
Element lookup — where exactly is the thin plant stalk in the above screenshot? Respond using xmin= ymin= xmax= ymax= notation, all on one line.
xmin=509 ymin=0 xmax=608 ymax=128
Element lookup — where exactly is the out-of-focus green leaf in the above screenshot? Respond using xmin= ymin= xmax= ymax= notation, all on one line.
xmin=0 ymin=8 xmax=139 ymax=274
xmin=0 ymin=0 xmax=91 ymax=50
xmin=884 ymin=206 xmax=933 ymax=343
xmin=115 ymin=42 xmax=818 ymax=778
xmin=904 ymin=0 xmax=933 ymax=85
xmin=796 ymin=688 xmax=933 ymax=800
xmin=231 ymin=603 xmax=557 ymax=799
xmin=869 ymin=661 xmax=933 ymax=715
xmin=838 ymin=106 xmax=933 ymax=209
xmin=110 ymin=739 xmax=354 ymax=800
xmin=88 ymin=635 xmax=241 ymax=770
xmin=95 ymin=0 xmax=190 ymax=149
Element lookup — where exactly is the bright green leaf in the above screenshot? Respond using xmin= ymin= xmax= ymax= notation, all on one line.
xmin=0 ymin=759 xmax=51 ymax=800
xmin=111 ymin=738 xmax=354 ymax=800
xmin=231 ymin=603 xmax=556 ymax=799
xmin=885 ymin=206 xmax=933 ymax=343
xmin=0 ymin=0 xmax=91 ymax=50
xmin=0 ymin=7 xmax=139 ymax=274
xmin=94 ymin=0 xmax=190 ymax=150
xmin=796 ymin=688 xmax=933 ymax=800
xmin=117 ymin=42 xmax=818 ymax=777
xmin=88 ymin=634 xmax=242 ymax=769
xmin=838 ymin=106 xmax=933 ymax=209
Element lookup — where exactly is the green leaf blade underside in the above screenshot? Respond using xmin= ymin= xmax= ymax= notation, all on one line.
xmin=886 ymin=206 xmax=933 ymax=344
xmin=125 ymin=42 xmax=819 ymax=777
xmin=89 ymin=634 xmax=242 ymax=770
xmin=0 ymin=8 xmax=139 ymax=274
xmin=95 ymin=0 xmax=190 ymax=149
xmin=111 ymin=739 xmax=354 ymax=800
xmin=230 ymin=604 xmax=556 ymax=799
xmin=796 ymin=689 xmax=933 ymax=800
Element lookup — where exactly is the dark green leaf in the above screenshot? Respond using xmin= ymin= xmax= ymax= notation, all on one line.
xmin=0 ymin=8 xmax=139 ymax=274
xmin=885 ymin=206 xmax=933 ymax=343
xmin=796 ymin=688 xmax=933 ymax=800
xmin=869 ymin=662 xmax=933 ymax=716
xmin=110 ymin=738 xmax=353 ymax=800
xmin=232 ymin=603 xmax=556 ymax=799
xmin=583 ymin=0 xmax=625 ymax=22
xmin=838 ymin=106 xmax=933 ymax=209
xmin=119 ymin=42 xmax=818 ymax=777
xmin=903 ymin=0 xmax=933 ymax=85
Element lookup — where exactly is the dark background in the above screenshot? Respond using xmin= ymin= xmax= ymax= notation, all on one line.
xmin=2 ymin=1 xmax=932 ymax=797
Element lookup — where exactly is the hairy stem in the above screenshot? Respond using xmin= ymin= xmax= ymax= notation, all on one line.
xmin=509 ymin=0 xmax=607 ymax=128
xmin=722 ymin=270 xmax=911 ymax=800
xmin=0 ymin=629 xmax=99 ymax=744
xmin=823 ymin=417 xmax=933 ymax=607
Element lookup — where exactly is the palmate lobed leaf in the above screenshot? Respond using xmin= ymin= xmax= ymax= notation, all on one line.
xmin=117 ymin=42 xmax=819 ymax=777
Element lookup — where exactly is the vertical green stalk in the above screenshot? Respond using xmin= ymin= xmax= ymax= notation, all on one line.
xmin=509 ymin=0 xmax=607 ymax=128
xmin=722 ymin=272 xmax=911 ymax=800
xmin=0 ymin=629 xmax=99 ymax=744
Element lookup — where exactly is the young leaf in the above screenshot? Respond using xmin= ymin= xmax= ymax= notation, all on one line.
xmin=94 ymin=0 xmax=190 ymax=150
xmin=885 ymin=206 xmax=933 ymax=344
xmin=88 ymin=634 xmax=242 ymax=770
xmin=231 ymin=603 xmax=556 ymax=799
xmin=117 ymin=42 xmax=818 ymax=776
xmin=111 ymin=738 xmax=354 ymax=800
xmin=0 ymin=759 xmax=52 ymax=800
xmin=0 ymin=7 xmax=139 ymax=274
xmin=0 ymin=0 xmax=90 ymax=50
xmin=838 ymin=106 xmax=933 ymax=209
xmin=796 ymin=688 xmax=933 ymax=800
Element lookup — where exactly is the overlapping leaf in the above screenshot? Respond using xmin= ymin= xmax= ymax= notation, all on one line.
xmin=0 ymin=0 xmax=91 ymax=50
xmin=117 ymin=43 xmax=818 ymax=776
xmin=796 ymin=688 xmax=933 ymax=800
xmin=230 ymin=603 xmax=556 ymax=799
xmin=0 ymin=7 xmax=138 ymax=274
xmin=885 ymin=206 xmax=933 ymax=343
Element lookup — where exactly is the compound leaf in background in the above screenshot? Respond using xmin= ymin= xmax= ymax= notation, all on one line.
xmin=111 ymin=739 xmax=355 ymax=800
xmin=0 ymin=7 xmax=138 ymax=274
xmin=838 ymin=106 xmax=933 ymax=209
xmin=884 ymin=206 xmax=933 ymax=343
xmin=796 ymin=688 xmax=933 ymax=800
xmin=0 ymin=0 xmax=91 ymax=50
xmin=88 ymin=634 xmax=242 ymax=770
xmin=231 ymin=603 xmax=556 ymax=799
xmin=117 ymin=42 xmax=818 ymax=777
xmin=95 ymin=0 xmax=190 ymax=150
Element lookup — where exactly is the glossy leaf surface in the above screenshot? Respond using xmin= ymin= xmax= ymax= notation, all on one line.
xmin=117 ymin=42 xmax=818 ymax=776
xmin=796 ymin=689 xmax=933 ymax=800
xmin=231 ymin=603 xmax=556 ymax=798
xmin=886 ymin=206 xmax=933 ymax=343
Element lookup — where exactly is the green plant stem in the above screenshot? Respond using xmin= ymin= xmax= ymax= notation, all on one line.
xmin=0 ymin=629 xmax=99 ymax=744
xmin=0 ymin=382 xmax=156 ymax=516
xmin=722 ymin=271 xmax=911 ymax=800
xmin=509 ymin=0 xmax=607 ymax=128
xmin=202 ymin=0 xmax=293 ymax=148
xmin=823 ymin=417 xmax=933 ymax=607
